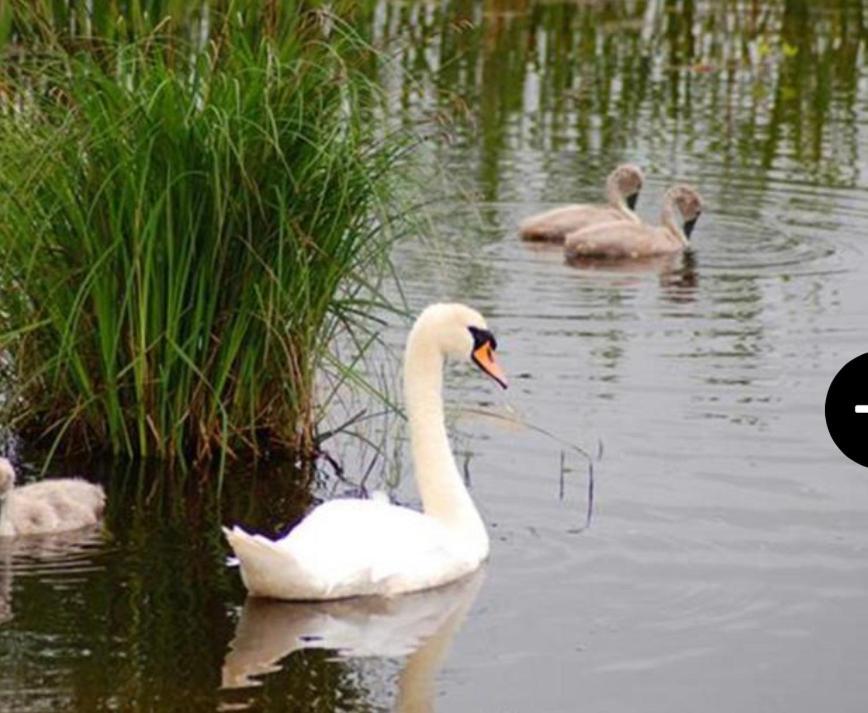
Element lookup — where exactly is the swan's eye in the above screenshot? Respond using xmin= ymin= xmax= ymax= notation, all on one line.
xmin=468 ymin=326 xmax=496 ymax=351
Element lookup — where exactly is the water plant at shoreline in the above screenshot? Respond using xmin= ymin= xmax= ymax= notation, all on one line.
xmin=0 ymin=3 xmax=410 ymax=468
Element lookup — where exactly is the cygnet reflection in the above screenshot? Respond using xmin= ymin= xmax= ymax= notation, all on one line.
xmin=0 ymin=526 xmax=104 ymax=626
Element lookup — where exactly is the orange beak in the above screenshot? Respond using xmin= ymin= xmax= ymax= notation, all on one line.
xmin=472 ymin=343 xmax=508 ymax=389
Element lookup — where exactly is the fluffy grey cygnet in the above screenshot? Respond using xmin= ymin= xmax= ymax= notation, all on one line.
xmin=0 ymin=458 xmax=105 ymax=537
xmin=519 ymin=164 xmax=645 ymax=243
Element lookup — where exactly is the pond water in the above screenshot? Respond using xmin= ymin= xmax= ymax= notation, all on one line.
xmin=3 ymin=1 xmax=868 ymax=711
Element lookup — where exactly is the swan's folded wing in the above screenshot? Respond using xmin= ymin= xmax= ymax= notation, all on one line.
xmin=287 ymin=499 xmax=473 ymax=597
xmin=369 ymin=533 xmax=470 ymax=595
xmin=566 ymin=221 xmax=663 ymax=258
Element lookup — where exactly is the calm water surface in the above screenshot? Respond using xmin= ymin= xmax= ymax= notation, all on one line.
xmin=3 ymin=1 xmax=868 ymax=711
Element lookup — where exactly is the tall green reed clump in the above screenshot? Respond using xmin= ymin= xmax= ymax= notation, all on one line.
xmin=0 ymin=4 xmax=407 ymax=467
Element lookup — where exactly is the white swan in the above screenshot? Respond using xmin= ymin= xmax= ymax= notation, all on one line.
xmin=519 ymin=163 xmax=644 ymax=243
xmin=0 ymin=458 xmax=105 ymax=538
xmin=224 ymin=303 xmax=508 ymax=601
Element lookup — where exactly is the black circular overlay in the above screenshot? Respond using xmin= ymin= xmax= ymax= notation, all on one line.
xmin=825 ymin=353 xmax=868 ymax=468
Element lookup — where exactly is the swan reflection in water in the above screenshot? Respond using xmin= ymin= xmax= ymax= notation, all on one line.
xmin=0 ymin=544 xmax=9 ymax=625
xmin=0 ymin=526 xmax=104 ymax=626
xmin=523 ymin=234 xmax=699 ymax=299
xmin=222 ymin=569 xmax=484 ymax=709
xmin=566 ymin=250 xmax=700 ymax=303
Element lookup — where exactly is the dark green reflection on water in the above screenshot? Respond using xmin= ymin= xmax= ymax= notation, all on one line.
xmin=0 ymin=460 xmax=380 ymax=713
xmin=368 ymin=0 xmax=865 ymax=198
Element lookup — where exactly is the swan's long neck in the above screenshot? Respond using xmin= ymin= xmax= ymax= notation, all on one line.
xmin=404 ymin=325 xmax=488 ymax=555
xmin=0 ymin=494 xmax=9 ymax=538
xmin=0 ymin=462 xmax=15 ymax=537
xmin=606 ymin=179 xmax=640 ymax=223
xmin=661 ymin=197 xmax=688 ymax=245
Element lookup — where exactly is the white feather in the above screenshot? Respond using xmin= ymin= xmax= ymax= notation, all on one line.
xmin=224 ymin=304 xmax=500 ymax=600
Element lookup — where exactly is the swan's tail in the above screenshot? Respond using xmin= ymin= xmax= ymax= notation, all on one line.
xmin=222 ymin=526 xmax=324 ymax=600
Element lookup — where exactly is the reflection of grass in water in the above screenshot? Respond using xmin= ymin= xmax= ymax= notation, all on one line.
xmin=245 ymin=648 xmax=383 ymax=713
xmin=0 ymin=2 xmax=411 ymax=470
xmin=362 ymin=0 xmax=865 ymax=190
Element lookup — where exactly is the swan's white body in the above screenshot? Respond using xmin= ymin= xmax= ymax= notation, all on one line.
xmin=0 ymin=458 xmax=105 ymax=538
xmin=224 ymin=304 xmax=503 ymax=601
xmin=225 ymin=500 xmax=480 ymax=600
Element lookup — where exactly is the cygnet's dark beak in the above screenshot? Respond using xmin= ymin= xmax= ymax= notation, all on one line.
xmin=626 ymin=192 xmax=640 ymax=211
xmin=683 ymin=214 xmax=700 ymax=239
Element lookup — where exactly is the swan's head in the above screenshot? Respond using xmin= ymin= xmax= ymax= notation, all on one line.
xmin=607 ymin=164 xmax=644 ymax=210
xmin=411 ymin=304 xmax=508 ymax=389
xmin=0 ymin=458 xmax=15 ymax=496
xmin=665 ymin=184 xmax=704 ymax=238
